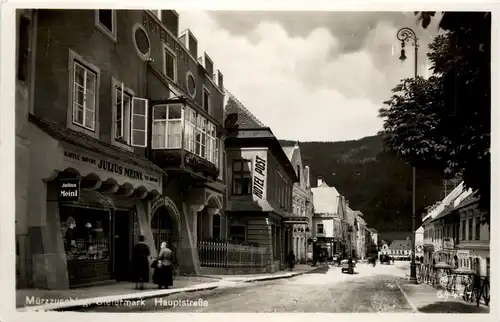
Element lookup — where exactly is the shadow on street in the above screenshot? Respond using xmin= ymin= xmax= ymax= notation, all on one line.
xmin=417 ymin=301 xmax=490 ymax=314
xmin=304 ymin=266 xmax=329 ymax=274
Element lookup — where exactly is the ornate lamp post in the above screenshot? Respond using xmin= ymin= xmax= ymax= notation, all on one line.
xmin=396 ymin=27 xmax=419 ymax=284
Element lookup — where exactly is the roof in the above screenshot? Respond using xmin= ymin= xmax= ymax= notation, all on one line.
xmin=429 ymin=189 xmax=478 ymax=224
xmin=224 ymin=89 xmax=266 ymax=129
xmin=282 ymin=146 xmax=296 ymax=161
xmin=379 ymin=231 xmax=413 ymax=242
xmin=422 ymin=181 xmax=466 ymax=222
xmin=311 ymin=183 xmax=340 ymax=215
xmin=389 ymin=239 xmax=411 ymax=250
xmin=29 ymin=115 xmax=165 ymax=174
xmin=367 ymin=227 xmax=378 ymax=234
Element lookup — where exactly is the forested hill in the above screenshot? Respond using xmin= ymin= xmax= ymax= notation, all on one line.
xmin=280 ymin=135 xmax=444 ymax=233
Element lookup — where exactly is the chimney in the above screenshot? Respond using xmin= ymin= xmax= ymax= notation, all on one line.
xmin=317 ymin=176 xmax=323 ymax=187
xmin=305 ymin=166 xmax=310 ymax=189
xmin=160 ymin=10 xmax=179 ymax=36
xmin=179 ymin=29 xmax=198 ymax=59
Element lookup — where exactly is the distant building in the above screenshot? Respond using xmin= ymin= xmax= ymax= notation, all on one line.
xmin=388 ymin=239 xmax=412 ymax=259
xmin=367 ymin=227 xmax=379 ymax=247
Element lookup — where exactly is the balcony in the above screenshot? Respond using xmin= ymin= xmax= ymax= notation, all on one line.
xmin=150 ymin=102 xmax=220 ymax=180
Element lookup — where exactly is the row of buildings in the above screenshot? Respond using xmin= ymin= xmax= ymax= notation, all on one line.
xmin=419 ymin=180 xmax=490 ymax=278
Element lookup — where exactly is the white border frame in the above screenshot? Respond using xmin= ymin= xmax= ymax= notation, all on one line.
xmin=110 ymin=76 xmax=135 ymax=152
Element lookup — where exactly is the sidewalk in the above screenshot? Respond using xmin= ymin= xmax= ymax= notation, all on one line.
xmin=17 ymin=264 xmax=321 ymax=311
xmin=397 ymin=279 xmax=490 ymax=313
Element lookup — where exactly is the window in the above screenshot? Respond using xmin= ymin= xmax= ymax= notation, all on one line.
xmin=212 ymin=214 xmax=220 ymax=239
xmin=317 ymin=223 xmax=324 ymax=234
xmin=232 ymin=159 xmax=252 ymax=195
xmin=195 ymin=115 xmax=207 ymax=158
xmin=468 ymin=218 xmax=473 ymax=240
xmin=475 ymin=216 xmax=481 ymax=240
xmin=164 ymin=47 xmax=177 ymax=82
xmin=17 ymin=16 xmax=30 ymax=82
xmin=184 ymin=107 xmax=196 ymax=153
xmin=296 ymin=165 xmax=301 ymax=183
xmin=114 ymin=86 xmax=132 ymax=142
xmin=486 ymin=257 xmax=490 ymax=277
xmin=95 ymin=10 xmax=116 ymax=42
xmin=462 ymin=220 xmax=466 ymax=240
xmin=202 ymin=87 xmax=211 ymax=112
xmin=72 ymin=61 xmax=97 ymax=131
xmin=151 ymin=104 xmax=182 ymax=149
xmin=206 ymin=123 xmax=215 ymax=163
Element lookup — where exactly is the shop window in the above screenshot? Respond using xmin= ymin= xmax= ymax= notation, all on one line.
xmin=72 ymin=61 xmax=97 ymax=131
xmin=317 ymin=223 xmax=324 ymax=234
xmin=59 ymin=206 xmax=110 ymax=262
xmin=95 ymin=10 xmax=116 ymax=42
xmin=229 ymin=225 xmax=245 ymax=244
xmin=232 ymin=159 xmax=251 ymax=195
xmin=163 ymin=46 xmax=177 ymax=82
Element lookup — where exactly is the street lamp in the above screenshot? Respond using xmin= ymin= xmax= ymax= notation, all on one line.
xmin=396 ymin=27 xmax=418 ymax=284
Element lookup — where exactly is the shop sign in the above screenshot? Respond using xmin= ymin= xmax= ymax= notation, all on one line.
xmin=59 ymin=178 xmax=80 ymax=201
xmin=64 ymin=151 xmax=160 ymax=184
xmin=252 ymin=154 xmax=267 ymax=200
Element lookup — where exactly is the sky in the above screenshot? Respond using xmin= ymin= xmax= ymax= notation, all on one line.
xmin=179 ymin=11 xmax=441 ymax=142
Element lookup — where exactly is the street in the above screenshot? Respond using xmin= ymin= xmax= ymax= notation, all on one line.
xmin=81 ymin=263 xmax=414 ymax=313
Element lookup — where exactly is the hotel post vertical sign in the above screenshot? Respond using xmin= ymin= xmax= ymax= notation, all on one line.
xmin=252 ymin=153 xmax=267 ymax=201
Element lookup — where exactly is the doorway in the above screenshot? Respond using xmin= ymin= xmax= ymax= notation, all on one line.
xmin=113 ymin=210 xmax=132 ymax=281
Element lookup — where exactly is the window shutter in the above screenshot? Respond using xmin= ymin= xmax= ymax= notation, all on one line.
xmin=131 ymin=97 xmax=148 ymax=147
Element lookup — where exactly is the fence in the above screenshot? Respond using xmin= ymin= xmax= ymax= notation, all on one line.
xmin=198 ymin=241 xmax=267 ymax=269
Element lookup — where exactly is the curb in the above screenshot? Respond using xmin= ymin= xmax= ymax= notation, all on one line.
xmin=243 ymin=267 xmax=324 ymax=283
xmin=18 ymin=282 xmax=221 ymax=312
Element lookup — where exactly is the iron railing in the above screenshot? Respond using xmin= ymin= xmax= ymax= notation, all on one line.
xmin=198 ymin=241 xmax=267 ymax=269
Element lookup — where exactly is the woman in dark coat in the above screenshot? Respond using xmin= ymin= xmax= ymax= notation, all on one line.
xmin=153 ymin=241 xmax=173 ymax=289
xmin=287 ymin=251 xmax=296 ymax=271
xmin=131 ymin=235 xmax=151 ymax=290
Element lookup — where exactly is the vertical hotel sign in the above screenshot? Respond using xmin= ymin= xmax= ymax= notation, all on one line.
xmin=252 ymin=153 xmax=267 ymax=201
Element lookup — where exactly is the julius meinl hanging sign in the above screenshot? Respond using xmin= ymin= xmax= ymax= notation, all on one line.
xmin=64 ymin=151 xmax=160 ymax=184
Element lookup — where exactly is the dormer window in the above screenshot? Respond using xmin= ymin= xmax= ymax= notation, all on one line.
xmin=95 ymin=10 xmax=116 ymax=42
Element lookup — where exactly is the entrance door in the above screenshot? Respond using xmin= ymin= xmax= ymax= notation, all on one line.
xmin=113 ymin=210 xmax=132 ymax=281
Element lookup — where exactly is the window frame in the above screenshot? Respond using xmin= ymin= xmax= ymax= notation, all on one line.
xmin=151 ymin=104 xmax=183 ymax=150
xmin=202 ymin=85 xmax=211 ymax=113
xmin=163 ymin=43 xmax=178 ymax=83
xmin=94 ymin=10 xmax=117 ymax=43
xmin=232 ymin=159 xmax=252 ymax=195
xmin=111 ymin=78 xmax=135 ymax=151
xmin=67 ymin=49 xmax=101 ymax=139
xmin=229 ymin=225 xmax=247 ymax=244
xmin=468 ymin=217 xmax=473 ymax=240
xmin=317 ymin=223 xmax=324 ymax=235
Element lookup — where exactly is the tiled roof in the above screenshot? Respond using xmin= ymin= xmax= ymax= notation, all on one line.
xmin=311 ymin=183 xmax=340 ymax=215
xmin=29 ymin=115 xmax=164 ymax=174
xmin=379 ymin=231 xmax=413 ymax=242
xmin=224 ymin=89 xmax=266 ymax=129
xmin=389 ymin=239 xmax=411 ymax=250
xmin=366 ymin=227 xmax=378 ymax=234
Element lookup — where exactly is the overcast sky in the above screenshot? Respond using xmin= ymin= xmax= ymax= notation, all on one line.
xmin=179 ymin=11 xmax=441 ymax=142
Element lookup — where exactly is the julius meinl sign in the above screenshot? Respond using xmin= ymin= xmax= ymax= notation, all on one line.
xmin=252 ymin=155 xmax=266 ymax=199
xmin=59 ymin=178 xmax=80 ymax=201
xmin=64 ymin=151 xmax=160 ymax=184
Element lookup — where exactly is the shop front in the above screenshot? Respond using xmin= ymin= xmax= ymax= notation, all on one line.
xmin=24 ymin=119 xmax=164 ymax=289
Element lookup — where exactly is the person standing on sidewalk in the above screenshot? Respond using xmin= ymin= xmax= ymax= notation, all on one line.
xmin=287 ymin=251 xmax=296 ymax=271
xmin=131 ymin=235 xmax=151 ymax=290
xmin=153 ymin=241 xmax=173 ymax=289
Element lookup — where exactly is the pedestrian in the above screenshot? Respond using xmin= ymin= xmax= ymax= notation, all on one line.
xmin=347 ymin=256 xmax=354 ymax=274
xmin=131 ymin=235 xmax=150 ymax=290
xmin=287 ymin=251 xmax=296 ymax=271
xmin=153 ymin=241 xmax=173 ymax=289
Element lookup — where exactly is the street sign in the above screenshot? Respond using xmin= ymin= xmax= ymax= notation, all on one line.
xmin=313 ymin=237 xmax=317 ymax=242
xmin=59 ymin=178 xmax=80 ymax=201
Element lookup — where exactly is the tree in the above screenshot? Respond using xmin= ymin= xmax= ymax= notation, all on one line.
xmin=381 ymin=12 xmax=491 ymax=223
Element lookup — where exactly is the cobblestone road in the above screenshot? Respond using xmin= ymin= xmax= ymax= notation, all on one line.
xmin=84 ymin=263 xmax=416 ymax=312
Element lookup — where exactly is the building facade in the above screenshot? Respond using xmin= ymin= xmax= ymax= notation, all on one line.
xmin=224 ymin=92 xmax=298 ymax=272
xmin=15 ymin=9 xmax=226 ymax=289
xmin=281 ymin=143 xmax=313 ymax=263
xmin=354 ymin=211 xmax=366 ymax=260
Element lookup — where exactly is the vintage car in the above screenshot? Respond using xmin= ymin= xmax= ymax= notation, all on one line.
xmin=340 ymin=259 xmax=356 ymax=273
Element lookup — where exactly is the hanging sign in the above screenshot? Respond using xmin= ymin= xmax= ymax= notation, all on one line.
xmin=59 ymin=178 xmax=80 ymax=201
